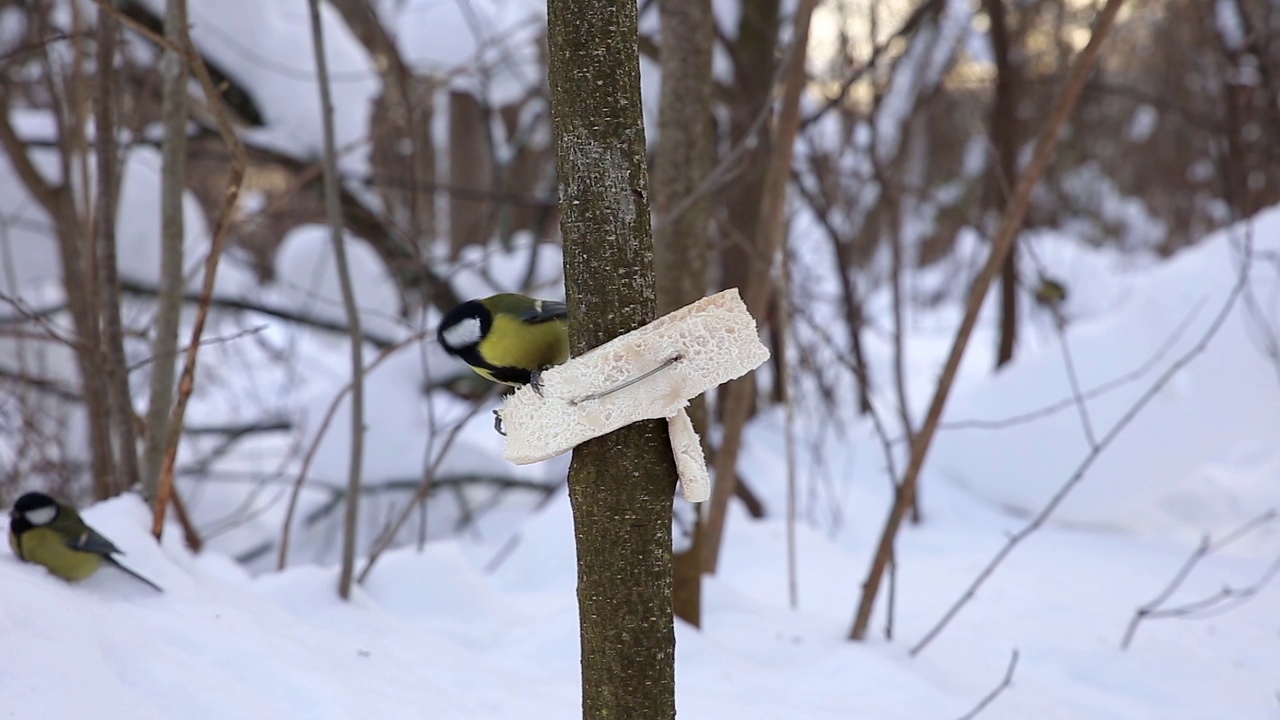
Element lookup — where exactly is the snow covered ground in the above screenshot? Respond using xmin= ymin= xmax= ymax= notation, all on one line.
xmin=3 ymin=208 xmax=1279 ymax=719
xmin=2 ymin=0 xmax=1278 ymax=714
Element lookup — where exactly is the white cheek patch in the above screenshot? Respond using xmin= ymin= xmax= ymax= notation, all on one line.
xmin=441 ymin=317 xmax=483 ymax=350
xmin=24 ymin=505 xmax=56 ymax=525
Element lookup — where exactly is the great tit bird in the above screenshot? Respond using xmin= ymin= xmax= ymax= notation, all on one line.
xmin=8 ymin=492 xmax=163 ymax=592
xmin=437 ymin=293 xmax=569 ymax=390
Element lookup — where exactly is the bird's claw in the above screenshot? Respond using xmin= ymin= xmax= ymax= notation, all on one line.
xmin=492 ymin=409 xmax=506 ymax=436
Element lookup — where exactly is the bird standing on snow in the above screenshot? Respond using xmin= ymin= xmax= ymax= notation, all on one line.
xmin=8 ymin=492 xmax=163 ymax=592
xmin=437 ymin=293 xmax=569 ymax=391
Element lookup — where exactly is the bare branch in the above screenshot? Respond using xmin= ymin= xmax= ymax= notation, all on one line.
xmin=356 ymin=397 xmax=490 ymax=583
xmin=910 ymin=229 xmax=1254 ymax=656
xmin=0 ymin=89 xmax=60 ymax=215
xmin=118 ymin=279 xmax=402 ymax=349
xmin=850 ymin=0 xmax=1130 ymax=641
xmin=704 ymin=0 xmax=819 ymax=575
xmin=935 ymin=305 xmax=1202 ymax=434
xmin=151 ymin=10 xmax=250 ymax=543
xmin=955 ymin=649 xmax=1020 ymax=720
xmin=1121 ymin=509 xmax=1278 ymax=650
xmin=277 ymin=331 xmax=427 ymax=570
xmin=93 ymin=5 xmax=141 ymax=494
xmin=141 ymin=0 xmax=189 ymax=502
xmin=1055 ymin=327 xmax=1098 ymax=450
xmin=306 ymin=0 xmax=366 ymax=601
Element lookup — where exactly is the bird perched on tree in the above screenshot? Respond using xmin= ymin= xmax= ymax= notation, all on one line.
xmin=8 ymin=492 xmax=163 ymax=592
xmin=436 ymin=293 xmax=569 ymax=392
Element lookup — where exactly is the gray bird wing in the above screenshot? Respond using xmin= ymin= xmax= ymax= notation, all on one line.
xmin=521 ymin=300 xmax=567 ymax=324
xmin=104 ymin=556 xmax=164 ymax=592
xmin=67 ymin=527 xmax=124 ymax=557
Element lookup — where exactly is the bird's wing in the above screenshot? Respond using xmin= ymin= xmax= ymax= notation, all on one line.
xmin=67 ymin=527 xmax=124 ymax=557
xmin=521 ymin=300 xmax=567 ymax=324
xmin=104 ymin=556 xmax=164 ymax=593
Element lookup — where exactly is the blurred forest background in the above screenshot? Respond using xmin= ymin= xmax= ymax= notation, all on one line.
xmin=0 ymin=0 xmax=1276 ymax=620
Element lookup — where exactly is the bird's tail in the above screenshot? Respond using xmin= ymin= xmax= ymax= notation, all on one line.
xmin=106 ymin=556 xmax=164 ymax=593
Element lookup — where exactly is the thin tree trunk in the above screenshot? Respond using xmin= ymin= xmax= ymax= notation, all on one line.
xmin=849 ymin=0 xmax=1127 ymax=641
xmin=0 ymin=61 xmax=114 ymax=499
xmin=654 ymin=0 xmax=714 ymax=628
xmin=93 ymin=1 xmax=140 ymax=495
xmin=306 ymin=0 xmax=365 ymax=601
xmin=150 ymin=21 xmax=247 ymax=541
xmin=547 ymin=0 xmax=677 ymax=716
xmin=718 ymin=0 xmax=781 ymax=307
xmin=703 ymin=0 xmax=818 ymax=575
xmin=142 ymin=0 xmax=187 ymax=501
xmin=986 ymin=0 xmax=1021 ymax=370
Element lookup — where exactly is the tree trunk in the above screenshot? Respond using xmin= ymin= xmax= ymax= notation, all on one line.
xmin=449 ymin=90 xmax=494 ymax=257
xmin=94 ymin=2 xmax=141 ymax=494
xmin=142 ymin=0 xmax=187 ymax=501
xmin=653 ymin=0 xmax=714 ymax=629
xmin=703 ymin=0 xmax=818 ymax=575
xmin=547 ymin=0 xmax=677 ymax=716
xmin=986 ymin=0 xmax=1021 ymax=370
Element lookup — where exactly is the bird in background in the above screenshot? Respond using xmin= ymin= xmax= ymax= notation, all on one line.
xmin=437 ymin=293 xmax=569 ymax=392
xmin=8 ymin=492 xmax=163 ymax=592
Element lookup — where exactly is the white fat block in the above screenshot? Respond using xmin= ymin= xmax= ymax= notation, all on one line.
xmin=501 ymin=289 xmax=770 ymax=487
xmin=668 ymin=408 xmax=709 ymax=502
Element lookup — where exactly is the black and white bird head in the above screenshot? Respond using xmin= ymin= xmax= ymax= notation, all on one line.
xmin=437 ymin=300 xmax=491 ymax=357
xmin=10 ymin=492 xmax=59 ymax=529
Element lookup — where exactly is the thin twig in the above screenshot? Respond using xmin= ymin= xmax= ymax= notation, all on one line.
xmin=934 ymin=304 xmax=1202 ymax=434
xmin=277 ymin=332 xmax=426 ymax=570
xmin=781 ymin=244 xmax=799 ymax=611
xmin=1137 ymin=554 xmax=1280 ymax=622
xmin=119 ymin=279 xmax=402 ymax=349
xmin=127 ymin=325 xmax=267 ymax=371
xmin=910 ymin=230 xmax=1254 ymax=656
xmin=1055 ymin=326 xmax=1098 ymax=450
xmin=357 ymin=397 xmax=489 ymax=583
xmin=1120 ymin=509 xmax=1278 ymax=649
xmin=954 ymin=649 xmax=1020 ymax=720
xmin=306 ymin=0 xmax=365 ymax=601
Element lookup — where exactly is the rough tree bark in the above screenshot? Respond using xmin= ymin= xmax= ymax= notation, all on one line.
xmin=141 ymin=0 xmax=187 ymax=501
xmin=653 ymin=0 xmax=714 ymax=628
xmin=547 ymin=0 xmax=678 ymax=716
